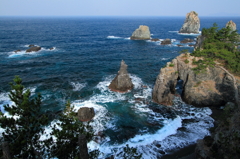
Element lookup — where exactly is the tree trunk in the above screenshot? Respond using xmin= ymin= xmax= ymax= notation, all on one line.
xmin=78 ymin=134 xmax=89 ymax=159
xmin=2 ymin=142 xmax=11 ymax=159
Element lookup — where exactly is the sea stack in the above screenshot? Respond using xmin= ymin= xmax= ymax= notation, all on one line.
xmin=179 ymin=11 xmax=200 ymax=34
xmin=226 ymin=20 xmax=237 ymax=31
xmin=78 ymin=107 xmax=95 ymax=122
xmin=109 ymin=60 xmax=134 ymax=93
xmin=130 ymin=25 xmax=151 ymax=40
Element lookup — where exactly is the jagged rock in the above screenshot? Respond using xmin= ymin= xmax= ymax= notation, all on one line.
xmin=14 ymin=50 xmax=21 ymax=53
xmin=109 ymin=60 xmax=134 ymax=93
xmin=77 ymin=107 xmax=95 ymax=122
xmin=152 ymin=53 xmax=238 ymax=106
xmin=180 ymin=38 xmax=194 ymax=43
xmin=26 ymin=46 xmax=41 ymax=53
xmin=49 ymin=47 xmax=54 ymax=50
xmin=130 ymin=25 xmax=151 ymax=40
xmin=161 ymin=39 xmax=171 ymax=45
xmin=226 ymin=20 xmax=237 ymax=31
xmin=179 ymin=11 xmax=200 ymax=34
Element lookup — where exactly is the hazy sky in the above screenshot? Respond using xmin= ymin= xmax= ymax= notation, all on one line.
xmin=1 ymin=0 xmax=240 ymax=17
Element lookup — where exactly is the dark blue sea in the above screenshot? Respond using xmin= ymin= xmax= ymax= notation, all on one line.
xmin=0 ymin=16 xmax=239 ymax=158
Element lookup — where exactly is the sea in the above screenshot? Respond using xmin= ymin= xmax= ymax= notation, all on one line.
xmin=0 ymin=16 xmax=240 ymax=158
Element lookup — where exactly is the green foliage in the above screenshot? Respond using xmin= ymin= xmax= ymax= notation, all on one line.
xmin=184 ymin=59 xmax=189 ymax=64
xmin=123 ymin=144 xmax=142 ymax=159
xmin=169 ymin=63 xmax=174 ymax=67
xmin=46 ymin=101 xmax=98 ymax=159
xmin=180 ymin=49 xmax=189 ymax=54
xmin=0 ymin=76 xmax=48 ymax=158
xmin=192 ymin=23 xmax=240 ymax=74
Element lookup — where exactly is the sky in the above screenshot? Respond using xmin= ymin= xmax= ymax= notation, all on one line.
xmin=0 ymin=0 xmax=240 ymax=17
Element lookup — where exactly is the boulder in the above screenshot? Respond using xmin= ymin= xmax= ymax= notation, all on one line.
xmin=77 ymin=107 xmax=95 ymax=122
xmin=49 ymin=47 xmax=54 ymax=50
xmin=130 ymin=25 xmax=151 ymax=40
xmin=180 ymin=38 xmax=194 ymax=43
xmin=152 ymin=53 xmax=238 ymax=107
xmin=26 ymin=46 xmax=41 ymax=53
xmin=226 ymin=20 xmax=237 ymax=31
xmin=109 ymin=60 xmax=134 ymax=93
xmin=161 ymin=39 xmax=171 ymax=45
xmin=179 ymin=11 xmax=200 ymax=34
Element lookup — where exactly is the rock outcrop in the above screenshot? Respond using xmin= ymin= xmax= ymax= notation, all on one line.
xmin=130 ymin=25 xmax=151 ymax=40
xmin=226 ymin=20 xmax=237 ymax=31
xmin=78 ymin=107 xmax=95 ymax=122
xmin=179 ymin=11 xmax=200 ymax=34
xmin=152 ymin=53 xmax=238 ymax=107
xmin=109 ymin=60 xmax=134 ymax=93
xmin=161 ymin=39 xmax=171 ymax=45
xmin=26 ymin=46 xmax=41 ymax=53
xmin=194 ymin=35 xmax=206 ymax=51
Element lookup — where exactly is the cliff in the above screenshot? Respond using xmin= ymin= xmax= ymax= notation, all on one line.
xmin=152 ymin=53 xmax=239 ymax=107
xmin=179 ymin=11 xmax=200 ymax=34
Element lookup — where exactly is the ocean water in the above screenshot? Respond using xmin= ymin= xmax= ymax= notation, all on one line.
xmin=0 ymin=16 xmax=239 ymax=158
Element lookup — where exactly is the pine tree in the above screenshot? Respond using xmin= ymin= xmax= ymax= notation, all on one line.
xmin=46 ymin=101 xmax=99 ymax=159
xmin=0 ymin=76 xmax=48 ymax=158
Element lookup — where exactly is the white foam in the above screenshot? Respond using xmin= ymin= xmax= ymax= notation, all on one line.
xmin=71 ymin=82 xmax=86 ymax=91
xmin=107 ymin=36 xmax=122 ymax=39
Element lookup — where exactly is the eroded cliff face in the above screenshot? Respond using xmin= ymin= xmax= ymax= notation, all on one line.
xmin=152 ymin=53 xmax=238 ymax=107
xmin=179 ymin=11 xmax=200 ymax=34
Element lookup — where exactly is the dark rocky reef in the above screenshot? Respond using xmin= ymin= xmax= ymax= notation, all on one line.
xmin=130 ymin=25 xmax=151 ymax=40
xmin=109 ymin=60 xmax=134 ymax=93
xmin=26 ymin=46 xmax=41 ymax=53
xmin=179 ymin=11 xmax=200 ymax=34
xmin=77 ymin=107 xmax=95 ymax=122
xmin=152 ymin=53 xmax=238 ymax=107
xmin=180 ymin=38 xmax=194 ymax=43
xmin=161 ymin=39 xmax=171 ymax=45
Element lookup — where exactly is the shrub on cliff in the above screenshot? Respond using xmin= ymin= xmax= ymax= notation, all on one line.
xmin=192 ymin=23 xmax=240 ymax=74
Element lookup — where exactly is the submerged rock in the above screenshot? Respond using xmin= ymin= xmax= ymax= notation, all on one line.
xmin=26 ymin=46 xmax=41 ymax=53
xmin=152 ymin=53 xmax=238 ymax=107
xmin=161 ymin=39 xmax=171 ymax=45
xmin=130 ymin=25 xmax=151 ymax=40
xmin=179 ymin=11 xmax=200 ymax=34
xmin=77 ymin=107 xmax=95 ymax=122
xmin=151 ymin=38 xmax=160 ymax=42
xmin=14 ymin=50 xmax=21 ymax=53
xmin=226 ymin=20 xmax=237 ymax=31
xmin=109 ymin=60 xmax=134 ymax=93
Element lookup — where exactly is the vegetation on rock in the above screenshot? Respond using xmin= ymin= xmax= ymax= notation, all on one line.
xmin=192 ymin=23 xmax=240 ymax=74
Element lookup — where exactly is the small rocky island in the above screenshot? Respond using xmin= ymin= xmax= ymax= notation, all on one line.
xmin=109 ymin=60 xmax=134 ymax=93
xmin=130 ymin=25 xmax=151 ymax=40
xmin=26 ymin=46 xmax=41 ymax=53
xmin=226 ymin=20 xmax=237 ymax=31
xmin=179 ymin=11 xmax=200 ymax=34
